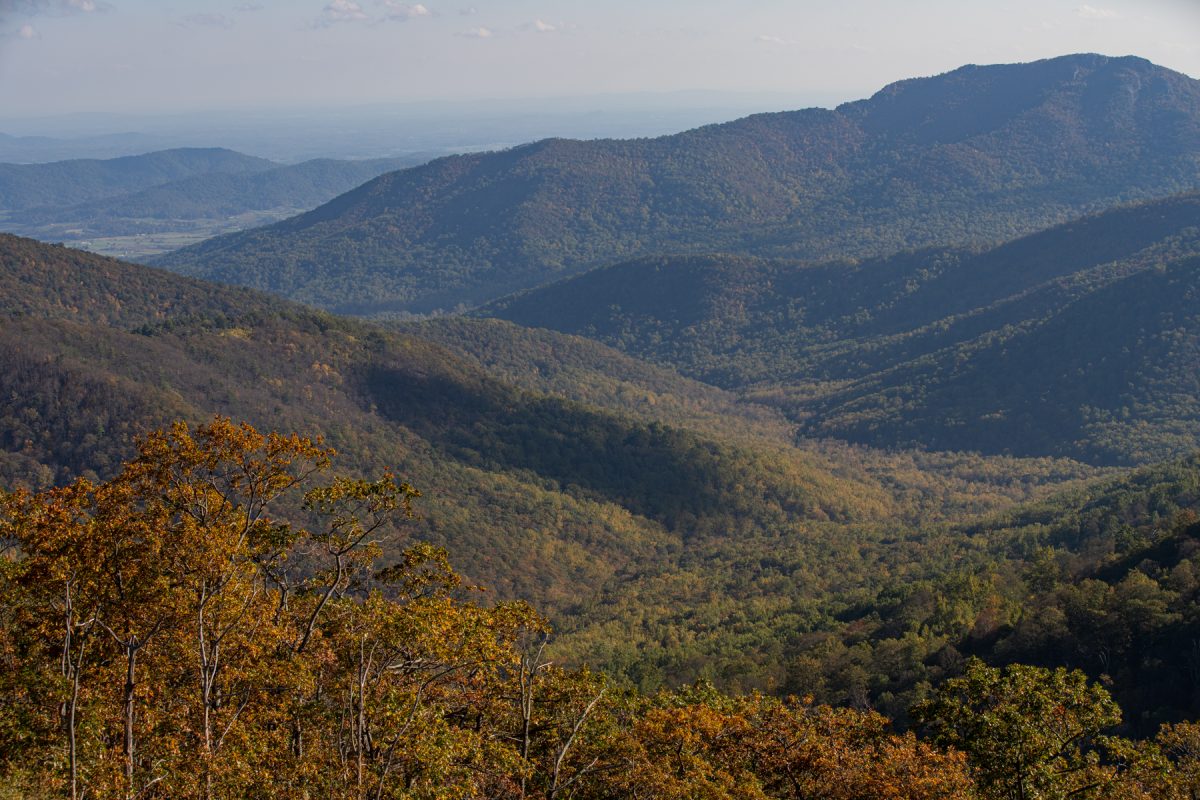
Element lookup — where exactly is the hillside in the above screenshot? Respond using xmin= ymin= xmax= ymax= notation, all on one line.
xmin=0 ymin=234 xmax=906 ymax=607
xmin=155 ymin=54 xmax=1200 ymax=314
xmin=487 ymin=193 xmax=1200 ymax=464
xmin=0 ymin=147 xmax=275 ymax=211
xmin=1 ymin=235 xmax=1115 ymax=700
xmin=812 ymin=453 xmax=1200 ymax=733
xmin=0 ymin=151 xmax=427 ymax=259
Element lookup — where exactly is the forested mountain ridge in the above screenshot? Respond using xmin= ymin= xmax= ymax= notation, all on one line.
xmin=0 ymin=149 xmax=428 ymax=260
xmin=156 ymin=53 xmax=1200 ymax=314
xmin=0 ymin=233 xmax=917 ymax=609
xmin=0 ymin=147 xmax=275 ymax=210
xmin=487 ymin=192 xmax=1200 ymax=464
xmin=1 ymin=156 xmax=421 ymax=233
xmin=1 ymin=234 xmax=1115 ymax=700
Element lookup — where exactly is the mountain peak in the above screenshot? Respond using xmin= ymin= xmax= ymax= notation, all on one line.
xmin=157 ymin=55 xmax=1200 ymax=315
xmin=837 ymin=53 xmax=1197 ymax=143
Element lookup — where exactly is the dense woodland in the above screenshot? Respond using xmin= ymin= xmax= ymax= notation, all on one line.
xmin=5 ymin=228 xmax=1200 ymax=737
xmin=4 ymin=417 xmax=1200 ymax=799
xmin=487 ymin=193 xmax=1200 ymax=464
xmin=4 ymin=50 xmax=1200 ymax=798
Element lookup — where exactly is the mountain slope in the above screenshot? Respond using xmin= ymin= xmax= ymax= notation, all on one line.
xmin=0 ymin=151 xmax=431 ymax=260
xmin=4 ymin=156 xmax=422 ymax=231
xmin=2 ymin=234 xmax=1112 ymax=699
xmin=155 ymin=54 xmax=1200 ymax=314
xmin=0 ymin=234 xmax=905 ymax=606
xmin=486 ymin=193 xmax=1200 ymax=464
xmin=0 ymin=148 xmax=275 ymax=211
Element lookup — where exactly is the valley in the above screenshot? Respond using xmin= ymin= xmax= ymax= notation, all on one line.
xmin=3 ymin=45 xmax=1200 ymax=798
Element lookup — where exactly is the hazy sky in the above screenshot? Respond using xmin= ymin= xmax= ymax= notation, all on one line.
xmin=1 ymin=0 xmax=1198 ymax=119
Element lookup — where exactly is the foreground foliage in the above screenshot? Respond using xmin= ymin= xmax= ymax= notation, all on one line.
xmin=3 ymin=420 xmax=1200 ymax=799
xmin=0 ymin=420 xmax=959 ymax=799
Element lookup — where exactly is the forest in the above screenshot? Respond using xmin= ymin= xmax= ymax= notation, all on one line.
xmin=3 ymin=417 xmax=1200 ymax=800
xmin=6 ymin=231 xmax=1200 ymax=730
xmin=3 ymin=47 xmax=1200 ymax=800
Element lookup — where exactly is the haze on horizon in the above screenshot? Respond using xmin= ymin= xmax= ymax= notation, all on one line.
xmin=1 ymin=0 xmax=1198 ymax=124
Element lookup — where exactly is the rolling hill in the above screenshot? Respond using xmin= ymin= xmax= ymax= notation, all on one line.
xmin=3 ymin=156 xmax=423 ymax=231
xmin=155 ymin=54 xmax=1200 ymax=314
xmin=0 ymin=150 xmax=426 ymax=259
xmin=486 ymin=193 xmax=1200 ymax=464
xmin=0 ymin=233 xmax=904 ymax=607
xmin=1 ymin=233 xmax=1113 ymax=698
xmin=0 ymin=147 xmax=275 ymax=211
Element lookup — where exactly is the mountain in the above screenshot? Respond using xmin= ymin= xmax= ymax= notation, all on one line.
xmin=0 ymin=233 xmax=901 ymax=606
xmin=0 ymin=147 xmax=275 ymax=211
xmin=0 ymin=150 xmax=429 ymax=260
xmin=486 ymin=193 xmax=1200 ymax=465
xmin=155 ymin=54 xmax=1200 ymax=314
xmin=1 ymin=234 xmax=1110 ymax=697
xmin=3 ymin=156 xmax=424 ymax=232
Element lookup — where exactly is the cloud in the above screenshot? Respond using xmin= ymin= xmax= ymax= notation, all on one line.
xmin=182 ymin=12 xmax=234 ymax=29
xmin=233 ymin=2 xmax=264 ymax=10
xmin=382 ymin=1 xmax=431 ymax=19
xmin=517 ymin=18 xmax=568 ymax=34
xmin=457 ymin=25 xmax=492 ymax=37
xmin=17 ymin=23 xmax=37 ymax=38
xmin=755 ymin=34 xmax=792 ymax=45
xmin=1077 ymin=4 xmax=1119 ymax=19
xmin=459 ymin=6 xmax=476 ymax=15
xmin=318 ymin=0 xmax=368 ymax=24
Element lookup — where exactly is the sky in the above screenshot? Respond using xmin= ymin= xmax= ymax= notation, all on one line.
xmin=0 ymin=0 xmax=1198 ymax=121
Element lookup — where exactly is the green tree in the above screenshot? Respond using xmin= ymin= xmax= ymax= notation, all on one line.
xmin=912 ymin=658 xmax=1122 ymax=800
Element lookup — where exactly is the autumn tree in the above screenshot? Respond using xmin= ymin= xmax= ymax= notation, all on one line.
xmin=0 ymin=418 xmax=418 ymax=799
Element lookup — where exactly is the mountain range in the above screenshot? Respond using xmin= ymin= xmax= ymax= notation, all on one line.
xmin=9 ymin=232 xmax=1200 ymax=727
xmin=486 ymin=192 xmax=1200 ymax=465
xmin=0 ymin=148 xmax=427 ymax=258
xmin=5 ymin=53 xmax=1200 ymax=728
xmin=155 ymin=54 xmax=1200 ymax=314
xmin=0 ymin=147 xmax=274 ymax=210
xmin=0 ymin=232 xmax=1116 ymax=702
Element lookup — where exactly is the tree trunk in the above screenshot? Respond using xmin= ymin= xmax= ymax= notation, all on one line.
xmin=124 ymin=642 xmax=138 ymax=798
xmin=67 ymin=637 xmax=85 ymax=800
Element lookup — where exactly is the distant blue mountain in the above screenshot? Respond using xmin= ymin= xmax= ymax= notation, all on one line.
xmin=156 ymin=54 xmax=1200 ymax=315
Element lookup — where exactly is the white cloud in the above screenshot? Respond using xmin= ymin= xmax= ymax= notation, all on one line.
xmin=459 ymin=6 xmax=476 ymax=15
xmin=1077 ymin=4 xmax=1119 ymax=19
xmin=382 ymin=2 xmax=431 ymax=20
xmin=458 ymin=25 xmax=492 ymax=37
xmin=18 ymin=23 xmax=37 ymax=38
xmin=756 ymin=34 xmax=790 ymax=45
xmin=182 ymin=13 xmax=234 ymax=29
xmin=233 ymin=2 xmax=264 ymax=10
xmin=320 ymin=0 xmax=368 ymax=24
xmin=532 ymin=18 xmax=555 ymax=32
